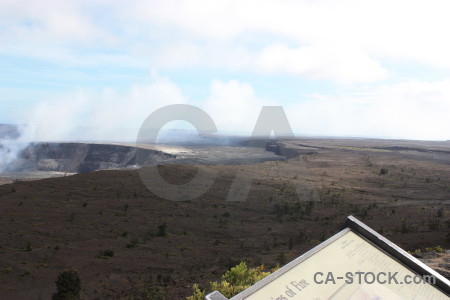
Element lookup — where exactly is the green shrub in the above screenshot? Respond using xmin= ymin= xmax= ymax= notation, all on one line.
xmin=98 ymin=249 xmax=114 ymax=259
xmin=186 ymin=284 xmax=205 ymax=300
xmin=186 ymin=262 xmax=270 ymax=299
xmin=428 ymin=218 xmax=441 ymax=231
xmin=25 ymin=241 xmax=32 ymax=252
xmin=410 ymin=246 xmax=445 ymax=255
xmin=380 ymin=168 xmax=388 ymax=175
xmin=52 ymin=269 xmax=82 ymax=300
xmin=126 ymin=238 xmax=139 ymax=248
xmin=157 ymin=223 xmax=167 ymax=237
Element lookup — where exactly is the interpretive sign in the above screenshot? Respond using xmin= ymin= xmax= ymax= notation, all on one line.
xmin=205 ymin=216 xmax=450 ymax=300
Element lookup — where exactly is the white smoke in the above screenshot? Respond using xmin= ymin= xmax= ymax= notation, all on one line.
xmin=18 ymin=72 xmax=187 ymax=143
xmin=0 ymin=71 xmax=188 ymax=173
xmin=0 ymin=126 xmax=28 ymax=172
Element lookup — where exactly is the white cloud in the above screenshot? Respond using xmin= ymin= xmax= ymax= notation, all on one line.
xmin=1 ymin=1 xmax=450 ymax=141
xmin=253 ymin=44 xmax=389 ymax=83
xmin=286 ymin=80 xmax=450 ymax=140
xmin=198 ymin=78 xmax=449 ymax=140
xmin=3 ymin=0 xmax=450 ymax=82
xmin=121 ymin=0 xmax=450 ymax=78
xmin=0 ymin=0 xmax=107 ymax=43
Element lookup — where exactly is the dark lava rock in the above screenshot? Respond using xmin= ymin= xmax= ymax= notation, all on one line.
xmin=5 ymin=142 xmax=176 ymax=173
xmin=413 ymin=251 xmax=440 ymax=259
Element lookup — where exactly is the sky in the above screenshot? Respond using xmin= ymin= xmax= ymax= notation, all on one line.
xmin=1 ymin=0 xmax=450 ymax=141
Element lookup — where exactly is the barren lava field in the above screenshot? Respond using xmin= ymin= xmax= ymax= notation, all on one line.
xmin=0 ymin=138 xmax=449 ymax=299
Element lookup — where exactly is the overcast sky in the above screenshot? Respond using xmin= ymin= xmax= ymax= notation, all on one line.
xmin=1 ymin=0 xmax=450 ymax=141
